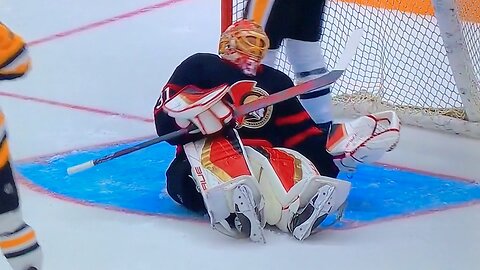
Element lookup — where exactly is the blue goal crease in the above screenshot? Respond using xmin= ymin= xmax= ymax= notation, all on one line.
xmin=15 ymin=140 xmax=480 ymax=229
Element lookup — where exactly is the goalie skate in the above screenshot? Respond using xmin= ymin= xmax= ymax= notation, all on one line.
xmin=232 ymin=184 xmax=266 ymax=243
xmin=288 ymin=184 xmax=335 ymax=241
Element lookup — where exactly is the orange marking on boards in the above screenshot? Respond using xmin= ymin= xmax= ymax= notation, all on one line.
xmin=0 ymin=230 xmax=36 ymax=249
xmin=339 ymin=0 xmax=434 ymax=15
xmin=252 ymin=0 xmax=270 ymax=25
xmin=455 ymin=0 xmax=480 ymax=23
xmin=338 ymin=0 xmax=480 ymax=23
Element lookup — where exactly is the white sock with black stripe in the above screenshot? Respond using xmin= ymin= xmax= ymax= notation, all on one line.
xmin=0 ymin=210 xmax=42 ymax=270
xmin=298 ymin=87 xmax=333 ymax=127
xmin=285 ymin=39 xmax=333 ymax=127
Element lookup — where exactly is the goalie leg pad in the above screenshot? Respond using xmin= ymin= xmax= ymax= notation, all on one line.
xmin=183 ymin=130 xmax=266 ymax=242
xmin=245 ymin=146 xmax=351 ymax=239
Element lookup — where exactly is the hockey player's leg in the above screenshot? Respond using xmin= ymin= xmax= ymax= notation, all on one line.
xmin=0 ymin=23 xmax=41 ymax=270
xmin=327 ymin=111 xmax=401 ymax=172
xmin=245 ymin=146 xmax=350 ymax=241
xmin=284 ymin=0 xmax=332 ymax=129
xmin=0 ymin=163 xmax=42 ymax=270
xmin=183 ymin=130 xmax=266 ymax=243
xmin=286 ymin=39 xmax=333 ymax=130
xmin=0 ymin=210 xmax=42 ymax=270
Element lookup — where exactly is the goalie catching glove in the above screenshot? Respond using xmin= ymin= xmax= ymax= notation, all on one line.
xmin=163 ymin=84 xmax=234 ymax=135
xmin=326 ymin=110 xmax=401 ymax=172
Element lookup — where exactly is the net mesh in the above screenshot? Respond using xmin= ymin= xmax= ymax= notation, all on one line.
xmin=228 ymin=0 xmax=480 ymax=121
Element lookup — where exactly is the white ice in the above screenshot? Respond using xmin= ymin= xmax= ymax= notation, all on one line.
xmin=0 ymin=0 xmax=480 ymax=269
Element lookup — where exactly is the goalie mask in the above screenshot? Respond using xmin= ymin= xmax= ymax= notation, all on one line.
xmin=219 ymin=19 xmax=270 ymax=76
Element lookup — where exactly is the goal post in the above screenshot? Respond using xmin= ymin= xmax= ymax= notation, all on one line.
xmin=221 ymin=0 xmax=480 ymax=138
xmin=432 ymin=0 xmax=480 ymax=121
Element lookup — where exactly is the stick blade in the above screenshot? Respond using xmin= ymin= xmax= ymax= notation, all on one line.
xmin=332 ymin=28 xmax=364 ymax=71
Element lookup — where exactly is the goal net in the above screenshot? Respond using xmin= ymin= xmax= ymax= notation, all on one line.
xmin=221 ymin=0 xmax=480 ymax=138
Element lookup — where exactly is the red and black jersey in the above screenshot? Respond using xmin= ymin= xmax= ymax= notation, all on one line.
xmin=154 ymin=53 xmax=338 ymax=177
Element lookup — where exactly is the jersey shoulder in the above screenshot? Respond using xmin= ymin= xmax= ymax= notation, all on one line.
xmin=180 ymin=53 xmax=222 ymax=67
xmin=260 ymin=65 xmax=294 ymax=90
xmin=173 ymin=53 xmax=224 ymax=76
xmin=169 ymin=53 xmax=224 ymax=86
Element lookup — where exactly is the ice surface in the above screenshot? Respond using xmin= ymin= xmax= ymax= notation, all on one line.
xmin=0 ymin=0 xmax=479 ymax=269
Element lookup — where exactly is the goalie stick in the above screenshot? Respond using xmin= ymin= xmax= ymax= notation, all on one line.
xmin=67 ymin=28 xmax=364 ymax=175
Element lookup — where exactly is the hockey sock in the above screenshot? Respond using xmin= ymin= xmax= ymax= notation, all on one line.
xmin=285 ymin=39 xmax=333 ymax=126
xmin=0 ymin=210 xmax=43 ymax=270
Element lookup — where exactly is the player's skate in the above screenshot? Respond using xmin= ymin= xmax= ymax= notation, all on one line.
xmin=288 ymin=184 xmax=335 ymax=241
xmin=232 ymin=184 xmax=266 ymax=243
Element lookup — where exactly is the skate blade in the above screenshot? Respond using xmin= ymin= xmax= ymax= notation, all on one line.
xmin=233 ymin=185 xmax=266 ymax=244
xmin=293 ymin=185 xmax=335 ymax=241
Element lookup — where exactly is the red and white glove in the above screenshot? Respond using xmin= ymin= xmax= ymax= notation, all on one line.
xmin=326 ymin=111 xmax=401 ymax=172
xmin=163 ymin=84 xmax=233 ymax=135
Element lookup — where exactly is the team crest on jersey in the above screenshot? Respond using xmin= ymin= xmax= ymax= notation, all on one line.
xmin=229 ymin=80 xmax=273 ymax=129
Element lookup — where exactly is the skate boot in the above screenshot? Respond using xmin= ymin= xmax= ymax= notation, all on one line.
xmin=232 ymin=184 xmax=266 ymax=243
xmin=288 ymin=184 xmax=335 ymax=241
